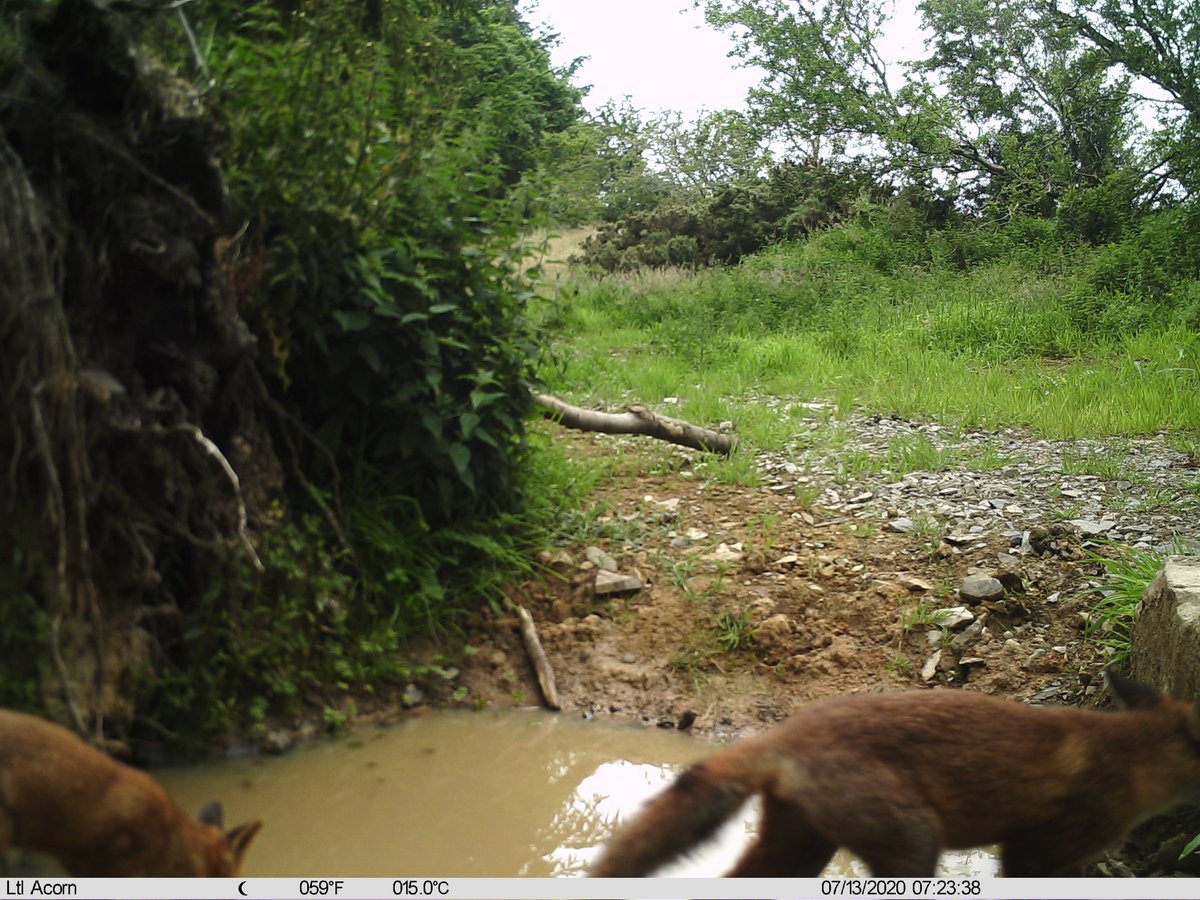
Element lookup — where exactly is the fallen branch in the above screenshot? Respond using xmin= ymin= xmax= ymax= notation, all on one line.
xmin=535 ymin=393 xmax=733 ymax=455
xmin=511 ymin=602 xmax=560 ymax=711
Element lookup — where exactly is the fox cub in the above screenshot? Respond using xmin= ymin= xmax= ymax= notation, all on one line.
xmin=0 ymin=709 xmax=262 ymax=876
xmin=592 ymin=672 xmax=1200 ymax=877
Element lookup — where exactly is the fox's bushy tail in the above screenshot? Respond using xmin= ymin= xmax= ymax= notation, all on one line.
xmin=590 ymin=757 xmax=760 ymax=877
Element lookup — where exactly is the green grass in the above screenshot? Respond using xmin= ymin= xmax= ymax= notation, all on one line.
xmin=1086 ymin=537 xmax=1192 ymax=662
xmin=542 ymin=227 xmax=1200 ymax=442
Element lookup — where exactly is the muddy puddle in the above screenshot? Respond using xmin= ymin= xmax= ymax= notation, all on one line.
xmin=155 ymin=710 xmax=997 ymax=878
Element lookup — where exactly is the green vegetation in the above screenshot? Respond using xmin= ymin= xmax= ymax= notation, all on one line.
xmin=1086 ymin=537 xmax=1191 ymax=663
xmin=3 ymin=0 xmax=1200 ymax=750
xmin=546 ymin=210 xmax=1200 ymax=442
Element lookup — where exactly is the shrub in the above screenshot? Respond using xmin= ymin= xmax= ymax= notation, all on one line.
xmin=579 ymin=161 xmax=879 ymax=272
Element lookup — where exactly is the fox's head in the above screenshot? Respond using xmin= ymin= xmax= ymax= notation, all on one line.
xmin=1106 ymin=669 xmax=1200 ymax=798
xmin=190 ymin=801 xmax=263 ymax=876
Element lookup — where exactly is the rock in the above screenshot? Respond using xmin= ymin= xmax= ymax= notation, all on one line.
xmin=960 ymin=573 xmax=1005 ymax=604
xmin=997 ymin=552 xmax=1021 ymax=568
xmin=920 ymin=650 xmax=942 ymax=682
xmin=753 ymin=613 xmax=795 ymax=661
xmin=1030 ymin=685 xmax=1063 ymax=703
xmin=944 ymin=532 xmax=977 ymax=546
xmin=585 ymin=546 xmax=619 ymax=572
xmin=595 ymin=569 xmax=643 ymax=595
xmin=702 ymin=542 xmax=745 ymax=564
xmin=402 ymin=683 xmax=424 ymax=707
xmin=260 ymin=729 xmax=294 ymax=755
xmin=1130 ymin=557 xmax=1200 ymax=698
xmin=773 ymin=553 xmax=800 ymax=567
xmin=950 ymin=619 xmax=985 ymax=647
xmin=888 ymin=517 xmax=915 ymax=533
xmin=1068 ymin=519 xmax=1117 ymax=537
xmin=898 ymin=575 xmax=935 ymax=592
xmin=685 ymin=527 xmax=709 ymax=541
xmin=535 ymin=548 xmax=574 ymax=570
xmin=932 ymin=605 xmax=975 ymax=629
xmin=621 ymin=652 xmax=637 ymax=664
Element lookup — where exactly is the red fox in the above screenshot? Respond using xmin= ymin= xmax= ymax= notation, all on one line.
xmin=591 ymin=672 xmax=1200 ymax=877
xmin=0 ymin=709 xmax=262 ymax=876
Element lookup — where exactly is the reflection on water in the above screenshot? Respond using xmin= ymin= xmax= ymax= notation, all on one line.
xmin=154 ymin=710 xmax=997 ymax=878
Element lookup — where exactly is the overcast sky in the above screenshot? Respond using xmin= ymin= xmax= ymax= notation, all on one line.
xmin=523 ymin=0 xmax=929 ymax=121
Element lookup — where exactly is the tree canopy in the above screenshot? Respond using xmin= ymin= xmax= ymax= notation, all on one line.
xmin=695 ymin=0 xmax=1197 ymax=224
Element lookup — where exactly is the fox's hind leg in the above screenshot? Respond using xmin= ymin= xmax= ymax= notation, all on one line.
xmin=847 ymin=817 xmax=941 ymax=878
xmin=726 ymin=796 xmax=836 ymax=876
xmin=794 ymin=770 xmax=941 ymax=877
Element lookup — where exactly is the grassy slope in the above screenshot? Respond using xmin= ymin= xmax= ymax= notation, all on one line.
xmin=542 ymin=224 xmax=1200 ymax=449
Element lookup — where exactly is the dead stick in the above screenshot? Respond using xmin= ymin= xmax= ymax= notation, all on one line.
xmin=535 ymin=393 xmax=733 ymax=455
xmin=512 ymin=603 xmax=560 ymax=711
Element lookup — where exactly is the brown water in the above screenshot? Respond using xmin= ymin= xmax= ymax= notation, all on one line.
xmin=156 ymin=710 xmax=998 ymax=878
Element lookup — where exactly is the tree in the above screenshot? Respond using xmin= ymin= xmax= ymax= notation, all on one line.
xmin=697 ymin=0 xmax=898 ymax=163
xmin=648 ymin=108 xmax=771 ymax=200
xmin=698 ymin=0 xmax=1143 ymax=220
xmin=915 ymin=0 xmax=1140 ymax=220
xmin=1052 ymin=0 xmax=1200 ymax=196
xmin=441 ymin=3 xmax=584 ymax=187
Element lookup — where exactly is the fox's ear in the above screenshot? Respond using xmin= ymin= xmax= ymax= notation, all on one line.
xmin=226 ymin=820 xmax=263 ymax=872
xmin=1105 ymin=669 xmax=1162 ymax=709
xmin=198 ymin=800 xmax=225 ymax=829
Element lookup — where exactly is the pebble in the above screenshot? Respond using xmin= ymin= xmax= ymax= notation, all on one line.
xmin=750 ymin=409 xmax=1198 ymax=550
xmin=960 ymin=573 xmax=1005 ymax=604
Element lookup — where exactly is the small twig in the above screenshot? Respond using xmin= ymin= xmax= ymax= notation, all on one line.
xmin=509 ymin=600 xmax=560 ymax=711
xmin=175 ymin=7 xmax=212 ymax=88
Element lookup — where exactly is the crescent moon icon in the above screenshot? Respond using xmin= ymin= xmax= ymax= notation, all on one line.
xmin=238 ymin=880 xmax=247 ymax=896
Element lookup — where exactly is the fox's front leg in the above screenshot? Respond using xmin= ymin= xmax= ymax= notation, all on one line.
xmin=1000 ymin=822 xmax=1121 ymax=876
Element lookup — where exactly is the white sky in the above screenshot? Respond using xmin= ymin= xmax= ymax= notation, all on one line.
xmin=523 ymin=0 xmax=929 ymax=121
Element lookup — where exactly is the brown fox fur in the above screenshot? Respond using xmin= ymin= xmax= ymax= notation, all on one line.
xmin=591 ymin=673 xmax=1200 ymax=877
xmin=0 ymin=709 xmax=262 ymax=876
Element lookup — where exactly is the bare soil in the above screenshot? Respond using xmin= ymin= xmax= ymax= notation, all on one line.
xmin=460 ymin=431 xmax=1113 ymax=730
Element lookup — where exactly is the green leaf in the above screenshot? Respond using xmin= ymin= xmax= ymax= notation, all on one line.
xmin=332 ymin=310 xmax=371 ymax=332
xmin=1181 ymin=833 xmax=1200 ymax=861
xmin=359 ymin=343 xmax=382 ymax=372
xmin=448 ymin=442 xmax=471 ymax=475
xmin=460 ymin=411 xmax=481 ymax=439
